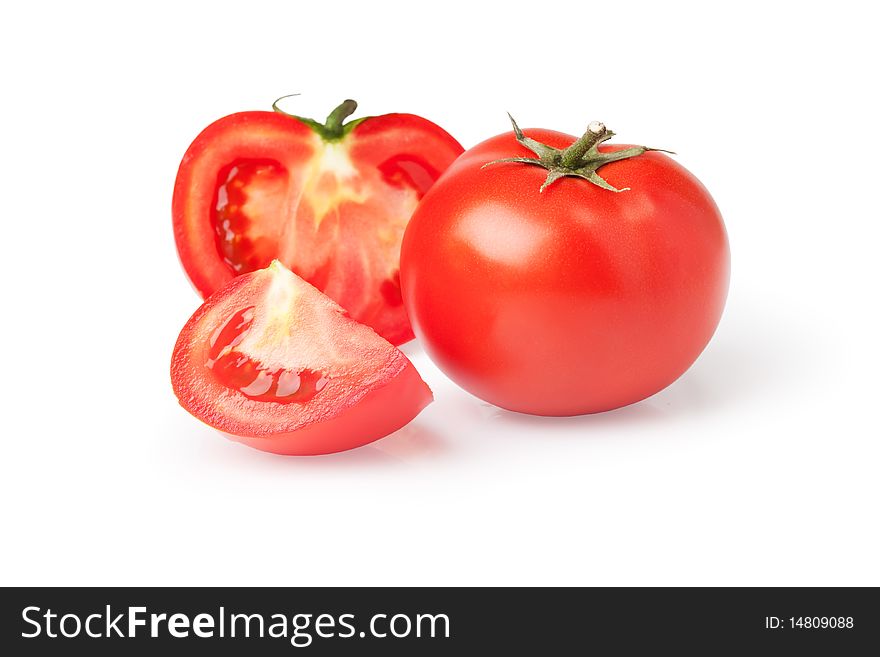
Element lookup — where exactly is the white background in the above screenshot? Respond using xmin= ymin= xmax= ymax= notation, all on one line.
xmin=2 ymin=0 xmax=877 ymax=586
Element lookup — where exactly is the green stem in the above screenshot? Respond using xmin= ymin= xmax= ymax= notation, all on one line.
xmin=324 ymin=99 xmax=358 ymax=138
xmin=272 ymin=96 xmax=366 ymax=141
xmin=560 ymin=121 xmax=607 ymax=168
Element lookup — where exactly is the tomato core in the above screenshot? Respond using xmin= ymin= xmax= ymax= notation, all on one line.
xmin=206 ymin=306 xmax=329 ymax=404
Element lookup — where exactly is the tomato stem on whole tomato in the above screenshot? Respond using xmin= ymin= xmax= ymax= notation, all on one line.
xmin=271 ymin=94 xmax=368 ymax=141
xmin=482 ymin=114 xmax=673 ymax=193
xmin=560 ymin=121 xmax=608 ymax=168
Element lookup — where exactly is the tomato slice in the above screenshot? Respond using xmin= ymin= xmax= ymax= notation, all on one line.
xmin=171 ymin=260 xmax=432 ymax=455
xmin=172 ymin=102 xmax=463 ymax=345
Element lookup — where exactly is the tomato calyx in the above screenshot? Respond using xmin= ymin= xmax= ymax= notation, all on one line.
xmin=271 ymin=94 xmax=369 ymax=141
xmin=482 ymin=114 xmax=672 ymax=192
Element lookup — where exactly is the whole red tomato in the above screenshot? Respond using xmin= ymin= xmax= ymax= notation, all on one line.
xmin=173 ymin=97 xmax=463 ymax=345
xmin=400 ymin=117 xmax=729 ymax=416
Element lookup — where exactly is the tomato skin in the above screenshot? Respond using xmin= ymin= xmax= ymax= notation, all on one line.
xmin=400 ymin=128 xmax=730 ymax=416
xmin=172 ymin=109 xmax=463 ymax=346
xmin=231 ymin=362 xmax=430 ymax=455
xmin=171 ymin=262 xmax=432 ymax=455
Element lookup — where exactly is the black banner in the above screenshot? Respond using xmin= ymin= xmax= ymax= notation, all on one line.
xmin=1 ymin=587 xmax=876 ymax=654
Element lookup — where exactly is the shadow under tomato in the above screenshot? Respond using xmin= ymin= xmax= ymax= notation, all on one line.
xmin=485 ymin=396 xmax=671 ymax=432
xmin=483 ymin=307 xmax=818 ymax=432
xmin=653 ymin=310 xmax=819 ymax=416
xmin=211 ymin=419 xmax=449 ymax=468
xmin=371 ymin=421 xmax=448 ymax=460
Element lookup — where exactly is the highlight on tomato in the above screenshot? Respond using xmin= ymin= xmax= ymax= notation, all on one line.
xmin=171 ymin=260 xmax=432 ymax=455
xmin=172 ymin=97 xmax=464 ymax=345
xmin=400 ymin=115 xmax=730 ymax=416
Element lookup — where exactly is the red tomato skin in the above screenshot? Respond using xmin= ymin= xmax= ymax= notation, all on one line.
xmin=400 ymin=128 xmax=730 ymax=416
xmin=172 ymin=110 xmax=463 ymax=346
xmin=230 ymin=362 xmax=429 ymax=455
xmin=171 ymin=266 xmax=433 ymax=455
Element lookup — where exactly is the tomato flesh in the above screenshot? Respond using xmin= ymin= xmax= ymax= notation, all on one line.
xmin=173 ymin=110 xmax=463 ymax=345
xmin=213 ymin=160 xmax=290 ymax=274
xmin=171 ymin=261 xmax=432 ymax=455
xmin=206 ymin=306 xmax=329 ymax=404
xmin=377 ymin=153 xmax=442 ymax=195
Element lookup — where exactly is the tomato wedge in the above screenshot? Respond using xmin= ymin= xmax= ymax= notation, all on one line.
xmin=172 ymin=98 xmax=464 ymax=345
xmin=171 ymin=260 xmax=432 ymax=455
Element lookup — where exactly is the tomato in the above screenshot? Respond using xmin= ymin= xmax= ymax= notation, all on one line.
xmin=171 ymin=260 xmax=432 ymax=455
xmin=172 ymin=98 xmax=463 ymax=345
xmin=400 ymin=117 xmax=730 ymax=416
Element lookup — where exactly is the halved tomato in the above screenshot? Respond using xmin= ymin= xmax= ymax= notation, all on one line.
xmin=171 ymin=260 xmax=432 ymax=455
xmin=172 ymin=98 xmax=464 ymax=345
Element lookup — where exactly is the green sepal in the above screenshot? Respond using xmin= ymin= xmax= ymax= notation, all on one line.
xmin=483 ymin=114 xmax=670 ymax=193
xmin=272 ymin=94 xmax=370 ymax=142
